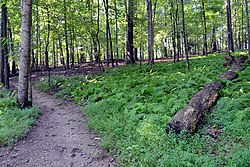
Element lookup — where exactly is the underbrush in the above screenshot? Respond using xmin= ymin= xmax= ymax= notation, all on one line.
xmin=36 ymin=52 xmax=250 ymax=166
xmin=0 ymin=89 xmax=40 ymax=146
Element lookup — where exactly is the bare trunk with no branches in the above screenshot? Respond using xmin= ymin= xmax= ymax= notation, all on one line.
xmin=18 ymin=0 xmax=33 ymax=107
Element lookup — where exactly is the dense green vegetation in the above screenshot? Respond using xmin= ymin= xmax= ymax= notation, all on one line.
xmin=0 ymin=89 xmax=40 ymax=146
xmin=36 ymin=53 xmax=250 ymax=166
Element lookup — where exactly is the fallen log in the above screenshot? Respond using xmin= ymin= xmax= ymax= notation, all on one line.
xmin=223 ymin=55 xmax=247 ymax=71
xmin=166 ymin=82 xmax=224 ymax=134
xmin=166 ymin=55 xmax=246 ymax=134
xmin=220 ymin=70 xmax=238 ymax=80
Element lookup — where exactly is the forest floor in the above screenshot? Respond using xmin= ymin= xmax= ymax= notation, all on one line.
xmin=30 ymin=55 xmax=198 ymax=79
xmin=0 ymin=77 xmax=117 ymax=167
xmin=0 ymin=54 xmax=205 ymax=167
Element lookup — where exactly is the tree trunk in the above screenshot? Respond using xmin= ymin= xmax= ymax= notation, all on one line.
xmin=140 ymin=44 xmax=142 ymax=66
xmin=35 ymin=0 xmax=39 ymax=69
xmin=181 ymin=0 xmax=189 ymax=71
xmin=175 ymin=3 xmax=180 ymax=61
xmin=103 ymin=0 xmax=110 ymax=66
xmin=126 ymin=0 xmax=135 ymax=64
xmin=56 ymin=39 xmax=59 ymax=67
xmin=246 ymin=0 xmax=250 ymax=62
xmin=202 ymin=0 xmax=208 ymax=56
xmin=0 ymin=5 xmax=5 ymax=84
xmin=115 ymin=0 xmax=119 ymax=66
xmin=212 ymin=27 xmax=217 ymax=52
xmin=226 ymin=0 xmax=234 ymax=52
xmin=2 ymin=4 xmax=9 ymax=89
xmin=59 ymin=39 xmax=65 ymax=66
xmin=242 ymin=1 xmax=244 ymax=50
xmin=97 ymin=0 xmax=104 ymax=72
xmin=234 ymin=1 xmax=238 ymax=49
xmin=147 ymin=0 xmax=154 ymax=71
xmin=64 ymin=0 xmax=70 ymax=69
xmin=45 ymin=6 xmax=50 ymax=70
xmin=70 ymin=28 xmax=75 ymax=68
xmin=108 ymin=23 xmax=114 ymax=67
xmin=18 ymin=0 xmax=32 ymax=108
xmin=8 ymin=20 xmax=16 ymax=75
xmin=170 ymin=1 xmax=177 ymax=62
xmin=53 ymin=39 xmax=56 ymax=68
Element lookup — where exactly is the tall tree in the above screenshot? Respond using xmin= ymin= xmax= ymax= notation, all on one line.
xmin=181 ymin=0 xmax=189 ymax=70
xmin=1 ymin=4 xmax=9 ymax=88
xmin=246 ymin=0 xmax=250 ymax=61
xmin=175 ymin=1 xmax=180 ymax=61
xmin=170 ymin=0 xmax=177 ymax=62
xmin=0 ymin=5 xmax=5 ymax=84
xmin=103 ymin=0 xmax=110 ymax=66
xmin=8 ymin=20 xmax=16 ymax=75
xmin=64 ymin=0 xmax=70 ymax=69
xmin=226 ymin=0 xmax=234 ymax=52
xmin=147 ymin=0 xmax=154 ymax=70
xmin=45 ymin=5 xmax=50 ymax=69
xmin=18 ymin=0 xmax=33 ymax=107
xmin=115 ymin=0 xmax=119 ymax=66
xmin=127 ymin=0 xmax=135 ymax=64
xmin=96 ymin=0 xmax=104 ymax=72
xmin=201 ymin=0 xmax=208 ymax=56
xmin=35 ymin=0 xmax=39 ymax=69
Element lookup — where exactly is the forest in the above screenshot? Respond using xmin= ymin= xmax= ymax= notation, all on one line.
xmin=0 ymin=0 xmax=250 ymax=166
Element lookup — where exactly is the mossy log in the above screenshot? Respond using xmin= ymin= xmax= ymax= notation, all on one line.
xmin=166 ymin=55 xmax=246 ymax=134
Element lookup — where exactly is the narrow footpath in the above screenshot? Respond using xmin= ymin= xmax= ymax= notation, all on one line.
xmin=0 ymin=86 xmax=117 ymax=167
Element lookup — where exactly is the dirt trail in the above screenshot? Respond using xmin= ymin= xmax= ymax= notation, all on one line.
xmin=0 ymin=86 xmax=117 ymax=167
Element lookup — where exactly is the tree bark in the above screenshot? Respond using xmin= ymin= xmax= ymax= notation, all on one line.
xmin=202 ymin=0 xmax=208 ymax=56
xmin=2 ymin=4 xmax=9 ymax=89
xmin=70 ymin=28 xmax=75 ymax=68
xmin=97 ymin=0 xmax=104 ymax=72
xmin=59 ymin=39 xmax=65 ymax=66
xmin=170 ymin=1 xmax=177 ymax=62
xmin=181 ymin=0 xmax=189 ymax=71
xmin=103 ymin=0 xmax=110 ymax=66
xmin=245 ymin=0 xmax=250 ymax=62
xmin=212 ymin=27 xmax=217 ymax=52
xmin=35 ymin=0 xmax=39 ymax=69
xmin=147 ymin=0 xmax=154 ymax=71
xmin=8 ymin=21 xmax=16 ymax=75
xmin=45 ymin=6 xmax=50 ymax=70
xmin=166 ymin=56 xmax=247 ymax=134
xmin=127 ymin=0 xmax=135 ymax=64
xmin=166 ymin=81 xmax=225 ymax=134
xmin=242 ymin=0 xmax=244 ymax=50
xmin=18 ymin=0 xmax=32 ymax=108
xmin=64 ymin=0 xmax=70 ymax=69
xmin=226 ymin=0 xmax=234 ymax=52
xmin=175 ymin=2 xmax=180 ymax=61
xmin=115 ymin=0 xmax=119 ymax=66
xmin=0 ymin=5 xmax=6 ymax=84
xmin=53 ymin=39 xmax=56 ymax=68
xmin=108 ymin=22 xmax=114 ymax=67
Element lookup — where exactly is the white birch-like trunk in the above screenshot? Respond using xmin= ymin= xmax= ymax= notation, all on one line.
xmin=18 ymin=0 xmax=32 ymax=107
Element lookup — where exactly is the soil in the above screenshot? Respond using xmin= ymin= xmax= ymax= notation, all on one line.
xmin=0 ymin=79 xmax=117 ymax=167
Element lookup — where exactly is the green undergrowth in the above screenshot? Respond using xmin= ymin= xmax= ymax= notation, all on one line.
xmin=36 ymin=52 xmax=250 ymax=166
xmin=0 ymin=89 xmax=40 ymax=146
